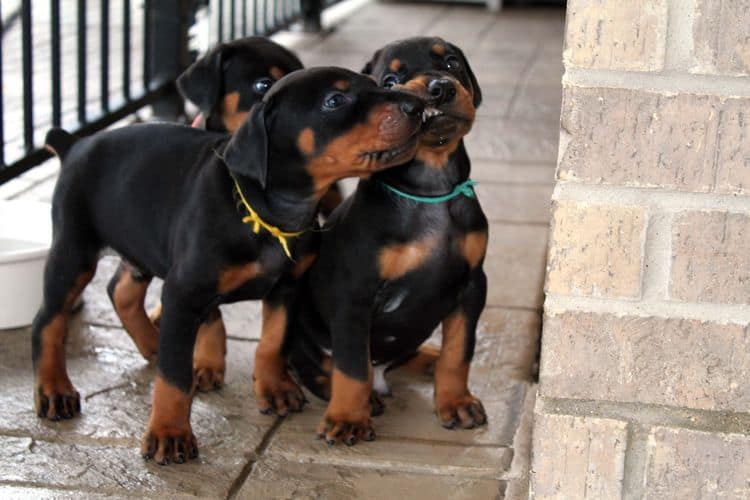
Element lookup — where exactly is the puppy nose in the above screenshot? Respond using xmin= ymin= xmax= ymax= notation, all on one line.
xmin=400 ymin=99 xmax=422 ymax=117
xmin=427 ymin=78 xmax=456 ymax=105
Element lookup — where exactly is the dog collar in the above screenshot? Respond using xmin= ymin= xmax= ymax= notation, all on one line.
xmin=379 ymin=179 xmax=479 ymax=204
xmin=230 ymin=174 xmax=304 ymax=259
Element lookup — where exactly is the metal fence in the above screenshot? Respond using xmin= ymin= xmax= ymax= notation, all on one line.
xmin=0 ymin=0 xmax=331 ymax=184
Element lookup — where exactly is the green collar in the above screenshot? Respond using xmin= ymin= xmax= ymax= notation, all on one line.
xmin=379 ymin=179 xmax=478 ymax=204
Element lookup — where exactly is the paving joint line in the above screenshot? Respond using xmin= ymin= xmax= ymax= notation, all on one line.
xmin=226 ymin=416 xmax=285 ymax=500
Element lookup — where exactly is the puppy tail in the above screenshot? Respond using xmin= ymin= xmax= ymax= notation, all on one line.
xmin=44 ymin=128 xmax=77 ymax=160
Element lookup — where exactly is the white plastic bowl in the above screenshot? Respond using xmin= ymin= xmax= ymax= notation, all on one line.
xmin=0 ymin=200 xmax=52 ymax=329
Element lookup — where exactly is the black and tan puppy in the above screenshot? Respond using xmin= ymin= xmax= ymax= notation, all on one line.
xmin=32 ymin=67 xmax=424 ymax=465
xmin=113 ymin=37 xmax=304 ymax=391
xmin=286 ymin=37 xmax=486 ymax=445
xmin=177 ymin=36 xmax=303 ymax=133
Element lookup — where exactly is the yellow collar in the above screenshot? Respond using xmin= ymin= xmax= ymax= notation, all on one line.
xmin=230 ymin=174 xmax=304 ymax=259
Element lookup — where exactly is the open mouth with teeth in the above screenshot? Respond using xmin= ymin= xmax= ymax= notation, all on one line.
xmin=361 ymin=133 xmax=419 ymax=168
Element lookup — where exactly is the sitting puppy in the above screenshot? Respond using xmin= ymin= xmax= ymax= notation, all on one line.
xmin=112 ymin=37 xmax=304 ymax=392
xmin=286 ymin=38 xmax=486 ymax=446
xmin=33 ymin=67 xmax=424 ymax=466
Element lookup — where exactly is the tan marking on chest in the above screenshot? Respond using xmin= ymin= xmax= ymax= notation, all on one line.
xmin=379 ymin=235 xmax=439 ymax=280
xmin=221 ymin=91 xmax=249 ymax=133
xmin=270 ymin=66 xmax=285 ymax=80
xmin=217 ymin=262 xmax=262 ymax=294
xmin=297 ymin=127 xmax=316 ymax=156
xmin=459 ymin=230 xmax=488 ymax=268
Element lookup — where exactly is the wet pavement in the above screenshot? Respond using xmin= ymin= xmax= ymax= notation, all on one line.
xmin=0 ymin=2 xmax=564 ymax=498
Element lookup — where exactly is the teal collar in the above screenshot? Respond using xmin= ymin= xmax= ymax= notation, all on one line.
xmin=379 ymin=179 xmax=478 ymax=204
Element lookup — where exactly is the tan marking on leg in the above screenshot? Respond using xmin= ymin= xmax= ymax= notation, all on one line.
xmin=193 ymin=309 xmax=227 ymax=391
xmin=292 ymin=253 xmax=317 ymax=279
xmin=217 ymin=262 xmax=262 ymax=294
xmin=459 ymin=230 xmax=488 ymax=269
xmin=389 ymin=58 xmax=402 ymax=72
xmin=253 ymin=302 xmax=305 ymax=415
xmin=318 ymin=367 xmax=374 ymax=444
xmin=431 ymin=43 xmax=446 ymax=56
xmin=434 ymin=311 xmax=485 ymax=429
xmin=398 ymin=344 xmax=440 ymax=376
xmin=333 ymin=79 xmax=350 ymax=91
xmin=35 ymin=270 xmax=94 ymax=419
xmin=378 ymin=235 xmax=439 ymax=280
xmin=221 ymin=91 xmax=249 ymax=133
xmin=270 ymin=66 xmax=285 ymax=80
xmin=141 ymin=375 xmax=197 ymax=464
xmin=297 ymin=127 xmax=316 ymax=156
xmin=112 ymin=266 xmax=158 ymax=361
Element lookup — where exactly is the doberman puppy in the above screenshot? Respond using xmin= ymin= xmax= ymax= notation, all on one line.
xmin=33 ymin=67 xmax=424 ymax=465
xmin=286 ymin=37 xmax=486 ymax=446
xmin=178 ymin=36 xmax=344 ymax=215
xmin=113 ymin=37 xmax=305 ymax=391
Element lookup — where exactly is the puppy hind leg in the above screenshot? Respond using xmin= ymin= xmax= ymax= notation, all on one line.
xmin=32 ymin=240 xmax=98 ymax=420
xmin=107 ymin=261 xmax=158 ymax=362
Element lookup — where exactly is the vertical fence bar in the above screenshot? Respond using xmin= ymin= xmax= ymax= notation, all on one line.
xmin=242 ymin=0 xmax=247 ymax=37
xmin=218 ymin=0 xmax=224 ymax=42
xmin=123 ymin=0 xmax=131 ymax=100
xmin=101 ymin=0 xmax=110 ymax=112
xmin=22 ymin=0 xmax=34 ymax=152
xmin=51 ymin=0 xmax=61 ymax=127
xmin=77 ymin=0 xmax=87 ymax=124
xmin=230 ymin=0 xmax=236 ymax=40
xmin=262 ymin=0 xmax=268 ymax=33
xmin=253 ymin=0 xmax=260 ymax=35
xmin=143 ymin=0 xmax=151 ymax=91
xmin=301 ymin=0 xmax=322 ymax=32
xmin=0 ymin=2 xmax=5 ymax=166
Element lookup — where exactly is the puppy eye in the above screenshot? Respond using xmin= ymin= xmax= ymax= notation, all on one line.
xmin=253 ymin=78 xmax=274 ymax=94
xmin=445 ymin=56 xmax=461 ymax=72
xmin=382 ymin=74 xmax=400 ymax=88
xmin=323 ymin=92 xmax=347 ymax=110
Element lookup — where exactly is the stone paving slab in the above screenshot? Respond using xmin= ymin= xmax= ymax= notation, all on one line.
xmin=237 ymin=456 xmax=506 ymax=500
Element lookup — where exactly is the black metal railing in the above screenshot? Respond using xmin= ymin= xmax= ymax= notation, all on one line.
xmin=0 ymin=0 xmax=331 ymax=185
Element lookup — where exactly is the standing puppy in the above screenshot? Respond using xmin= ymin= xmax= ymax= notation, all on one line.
xmin=287 ymin=37 xmax=486 ymax=445
xmin=111 ymin=37 xmax=305 ymax=392
xmin=33 ymin=68 xmax=424 ymax=465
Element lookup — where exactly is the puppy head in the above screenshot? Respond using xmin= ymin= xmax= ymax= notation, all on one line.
xmin=177 ymin=37 xmax=303 ymax=133
xmin=362 ymin=37 xmax=481 ymax=166
xmin=224 ymin=67 xmax=424 ymax=198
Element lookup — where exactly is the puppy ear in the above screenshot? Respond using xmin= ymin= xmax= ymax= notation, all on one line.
xmin=224 ymin=103 xmax=268 ymax=188
xmin=177 ymin=44 xmax=228 ymax=113
xmin=448 ymin=43 xmax=482 ymax=109
xmin=361 ymin=49 xmax=383 ymax=75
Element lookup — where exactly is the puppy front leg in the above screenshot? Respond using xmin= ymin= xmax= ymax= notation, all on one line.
xmin=434 ymin=268 xmax=487 ymax=429
xmin=141 ymin=282 xmax=205 ymax=465
xmin=317 ymin=301 xmax=375 ymax=446
xmin=253 ymin=282 xmax=306 ymax=416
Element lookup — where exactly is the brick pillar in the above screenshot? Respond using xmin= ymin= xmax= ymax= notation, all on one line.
xmin=531 ymin=1 xmax=750 ymax=498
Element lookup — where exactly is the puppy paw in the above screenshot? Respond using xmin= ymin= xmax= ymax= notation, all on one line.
xmin=141 ymin=425 xmax=198 ymax=465
xmin=317 ymin=413 xmax=375 ymax=446
xmin=34 ymin=379 xmax=81 ymax=421
xmin=194 ymin=365 xmax=225 ymax=392
xmin=436 ymin=393 xmax=487 ymax=429
xmin=253 ymin=373 xmax=307 ymax=416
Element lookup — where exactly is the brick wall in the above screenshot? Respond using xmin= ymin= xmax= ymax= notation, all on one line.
xmin=531 ymin=1 xmax=750 ymax=498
